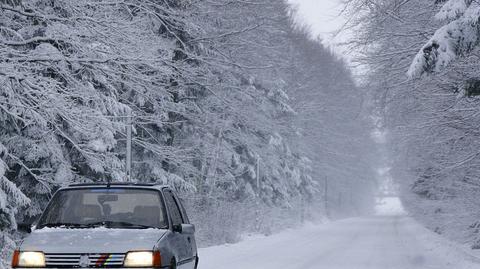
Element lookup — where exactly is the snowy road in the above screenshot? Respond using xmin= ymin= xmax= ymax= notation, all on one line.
xmin=199 ymin=216 xmax=480 ymax=269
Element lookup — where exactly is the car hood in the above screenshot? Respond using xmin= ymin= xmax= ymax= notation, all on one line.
xmin=20 ymin=227 xmax=168 ymax=253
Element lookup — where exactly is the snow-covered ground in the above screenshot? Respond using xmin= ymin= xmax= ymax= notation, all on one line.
xmin=374 ymin=196 xmax=406 ymax=216
xmin=199 ymin=212 xmax=480 ymax=268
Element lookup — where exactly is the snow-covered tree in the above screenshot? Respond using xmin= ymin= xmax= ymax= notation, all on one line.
xmin=0 ymin=143 xmax=30 ymax=269
xmin=408 ymin=0 xmax=480 ymax=77
xmin=346 ymin=0 xmax=480 ymax=248
xmin=0 ymin=0 xmax=375 ymax=254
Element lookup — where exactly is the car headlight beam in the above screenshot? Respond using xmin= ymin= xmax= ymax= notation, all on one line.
xmin=124 ymin=251 xmax=162 ymax=268
xmin=12 ymin=251 xmax=46 ymax=268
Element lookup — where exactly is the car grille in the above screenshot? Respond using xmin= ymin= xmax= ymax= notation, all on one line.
xmin=45 ymin=253 xmax=125 ymax=268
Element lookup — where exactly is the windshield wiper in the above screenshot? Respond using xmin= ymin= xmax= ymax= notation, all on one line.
xmin=40 ymin=222 xmax=90 ymax=229
xmin=84 ymin=221 xmax=160 ymax=229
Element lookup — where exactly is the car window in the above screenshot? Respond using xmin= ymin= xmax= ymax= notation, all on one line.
xmin=177 ymin=197 xmax=190 ymax=224
xmin=38 ymin=188 xmax=167 ymax=229
xmin=163 ymin=190 xmax=183 ymax=226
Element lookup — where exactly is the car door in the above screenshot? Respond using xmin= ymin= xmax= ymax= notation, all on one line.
xmin=163 ymin=189 xmax=195 ymax=269
xmin=173 ymin=193 xmax=197 ymax=266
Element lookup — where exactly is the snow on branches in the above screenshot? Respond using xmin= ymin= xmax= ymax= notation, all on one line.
xmin=408 ymin=1 xmax=480 ymax=77
xmin=435 ymin=0 xmax=471 ymax=21
xmin=347 ymin=0 xmax=480 ymax=249
xmin=0 ymin=143 xmax=30 ymax=269
xmin=0 ymin=0 xmax=371 ymax=246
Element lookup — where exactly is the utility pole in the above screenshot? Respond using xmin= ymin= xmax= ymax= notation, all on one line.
xmin=255 ymin=155 xmax=261 ymax=231
xmin=256 ymin=156 xmax=260 ymax=193
xmin=125 ymin=109 xmax=133 ymax=182
xmin=324 ymin=175 xmax=329 ymax=218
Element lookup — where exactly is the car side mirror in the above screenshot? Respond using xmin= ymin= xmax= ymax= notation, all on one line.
xmin=173 ymin=224 xmax=195 ymax=235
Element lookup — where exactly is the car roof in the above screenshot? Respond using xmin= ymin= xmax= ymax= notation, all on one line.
xmin=63 ymin=182 xmax=171 ymax=191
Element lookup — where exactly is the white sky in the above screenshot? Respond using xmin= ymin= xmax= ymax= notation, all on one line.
xmin=288 ymin=0 xmax=349 ymax=52
xmin=288 ymin=0 xmax=368 ymax=78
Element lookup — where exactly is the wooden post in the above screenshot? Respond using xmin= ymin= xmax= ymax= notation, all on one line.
xmin=325 ymin=175 xmax=329 ymax=218
xmin=126 ymin=109 xmax=132 ymax=182
xmin=255 ymin=155 xmax=261 ymax=231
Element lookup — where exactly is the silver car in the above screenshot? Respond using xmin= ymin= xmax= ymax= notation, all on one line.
xmin=12 ymin=183 xmax=198 ymax=269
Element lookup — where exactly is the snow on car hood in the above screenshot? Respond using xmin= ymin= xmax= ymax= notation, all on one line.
xmin=20 ymin=227 xmax=168 ymax=253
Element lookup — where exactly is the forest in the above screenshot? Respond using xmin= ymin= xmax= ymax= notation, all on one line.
xmin=0 ymin=0 xmax=377 ymax=267
xmin=345 ymin=0 xmax=480 ymax=249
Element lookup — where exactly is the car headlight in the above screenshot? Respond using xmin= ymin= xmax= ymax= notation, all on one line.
xmin=123 ymin=251 xmax=162 ymax=268
xmin=12 ymin=251 xmax=46 ymax=268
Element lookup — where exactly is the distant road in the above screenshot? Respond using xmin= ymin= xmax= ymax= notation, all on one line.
xmin=199 ymin=216 xmax=480 ymax=269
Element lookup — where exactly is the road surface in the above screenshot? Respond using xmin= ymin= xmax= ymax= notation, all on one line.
xmin=199 ymin=215 xmax=480 ymax=269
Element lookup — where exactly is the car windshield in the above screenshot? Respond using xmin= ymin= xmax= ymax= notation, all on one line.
xmin=37 ymin=188 xmax=167 ymax=229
